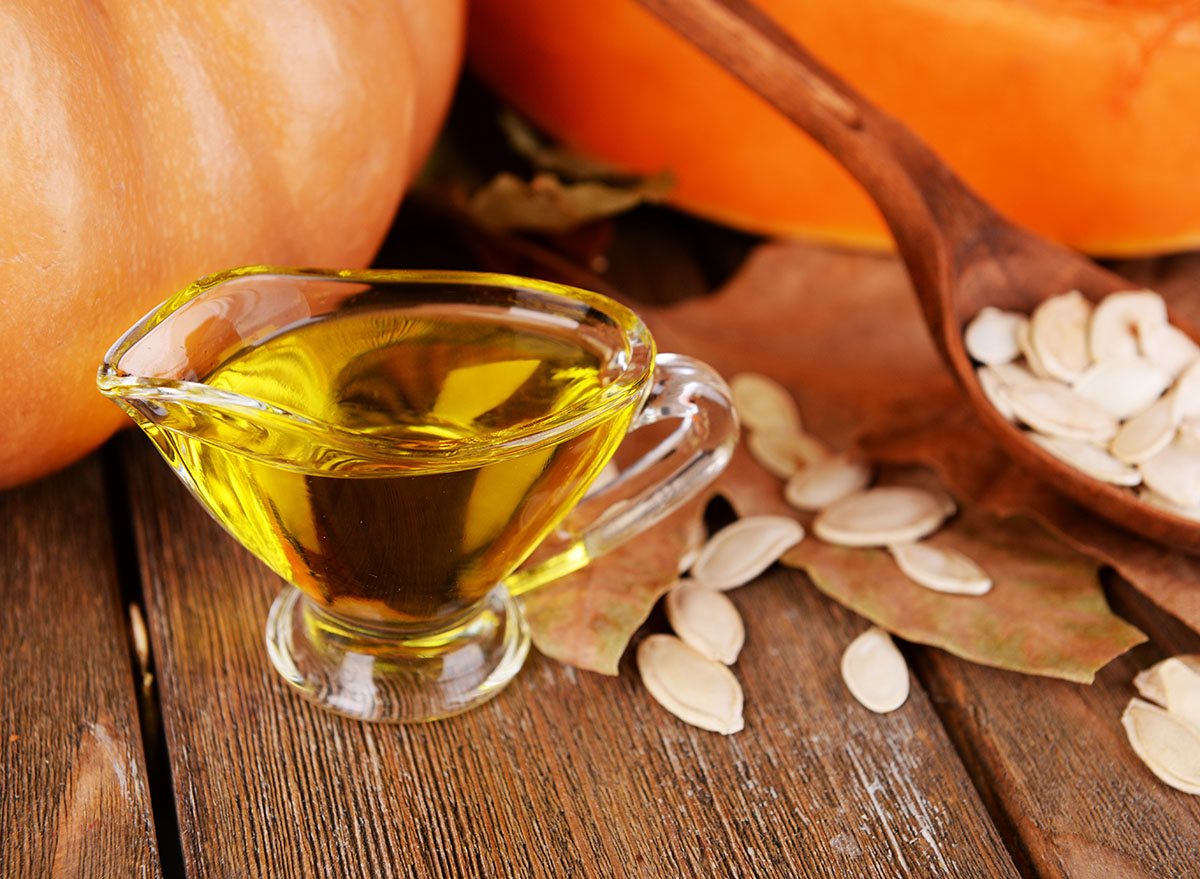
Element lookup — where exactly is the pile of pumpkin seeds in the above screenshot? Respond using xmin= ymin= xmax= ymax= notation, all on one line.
xmin=966 ymin=289 xmax=1200 ymax=516
xmin=631 ymin=370 xmax=1200 ymax=797
xmin=1123 ymin=655 xmax=1200 ymax=794
xmin=636 ymin=372 xmax=997 ymax=734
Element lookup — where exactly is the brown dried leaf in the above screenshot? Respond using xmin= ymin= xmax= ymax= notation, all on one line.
xmin=466 ymin=171 xmax=672 ymax=235
xmin=497 ymin=108 xmax=633 ymax=182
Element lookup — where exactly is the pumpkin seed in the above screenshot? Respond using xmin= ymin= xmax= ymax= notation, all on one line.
xmin=637 ymin=634 xmax=744 ymax=734
xmin=1139 ymin=438 xmax=1200 ymax=508
xmin=729 ymin=372 xmax=803 ymax=435
xmin=1141 ymin=322 xmax=1200 ymax=380
xmin=1029 ymin=434 xmax=1141 ymax=486
xmin=964 ymin=306 xmax=1026 ymax=365
xmin=1121 ymin=697 xmax=1200 ymax=795
xmin=1071 ymin=357 xmax=1171 ymax=420
xmin=841 ymin=627 xmax=910 ymax=714
xmin=665 ymin=580 xmax=745 ymax=665
xmin=1016 ymin=320 xmax=1054 ymax=379
xmin=976 ymin=366 xmax=1017 ymax=421
xmin=1134 ymin=655 xmax=1200 ymax=708
xmin=1030 ymin=290 xmax=1092 ymax=382
xmin=747 ymin=428 xmax=829 ymax=479
xmin=784 ymin=455 xmax=872 ymax=511
xmin=989 ymin=360 xmax=1038 ymax=388
xmin=1089 ymin=290 xmax=1167 ymax=362
xmin=813 ymin=486 xmax=949 ymax=547
xmin=690 ymin=515 xmax=805 ymax=590
xmin=1172 ymin=359 xmax=1200 ymax=420
xmin=1159 ymin=659 xmax=1200 ymax=729
xmin=1110 ymin=393 xmax=1180 ymax=464
xmin=1178 ymin=417 xmax=1200 ymax=445
xmin=1008 ymin=380 xmax=1119 ymax=443
xmin=888 ymin=541 xmax=992 ymax=595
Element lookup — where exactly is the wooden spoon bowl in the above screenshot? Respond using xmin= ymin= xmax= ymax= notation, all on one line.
xmin=635 ymin=0 xmax=1200 ymax=553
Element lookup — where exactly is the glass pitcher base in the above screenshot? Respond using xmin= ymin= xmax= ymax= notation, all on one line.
xmin=265 ymin=584 xmax=531 ymax=723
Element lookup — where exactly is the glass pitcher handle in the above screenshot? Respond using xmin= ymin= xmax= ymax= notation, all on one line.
xmin=504 ymin=353 xmax=738 ymax=597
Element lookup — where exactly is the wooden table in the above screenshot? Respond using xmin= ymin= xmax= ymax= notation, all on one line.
xmin=5 ymin=205 xmax=1200 ymax=879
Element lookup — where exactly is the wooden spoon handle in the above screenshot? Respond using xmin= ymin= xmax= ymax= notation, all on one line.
xmin=631 ymin=0 xmax=999 ymax=300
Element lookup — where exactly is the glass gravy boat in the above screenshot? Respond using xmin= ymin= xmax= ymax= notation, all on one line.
xmin=98 ymin=268 xmax=736 ymax=722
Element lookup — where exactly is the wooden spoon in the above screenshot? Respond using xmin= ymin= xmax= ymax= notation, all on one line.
xmin=634 ymin=0 xmax=1200 ymax=552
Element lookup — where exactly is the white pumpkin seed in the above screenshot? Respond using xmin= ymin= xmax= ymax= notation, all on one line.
xmin=1110 ymin=393 xmax=1181 ymax=464
xmin=1008 ymin=380 xmax=1119 ymax=444
xmin=1090 ymin=290 xmax=1167 ymax=361
xmin=1178 ymin=417 xmax=1200 ymax=445
xmin=989 ymin=360 xmax=1039 ymax=388
xmin=1173 ymin=359 xmax=1200 ymax=420
xmin=747 ymin=428 xmax=829 ymax=479
xmin=1029 ymin=434 xmax=1142 ymax=486
xmin=964 ymin=307 xmax=1026 ymax=365
xmin=665 ymin=580 xmax=745 ymax=665
xmin=784 ymin=455 xmax=873 ymax=511
xmin=1030 ymin=290 xmax=1092 ymax=382
xmin=841 ymin=627 xmax=910 ymax=714
xmin=813 ymin=486 xmax=949 ymax=547
xmin=637 ymin=634 xmax=744 ymax=735
xmin=690 ymin=515 xmax=805 ymax=591
xmin=1141 ymin=322 xmax=1200 ymax=380
xmin=1121 ymin=697 xmax=1200 ymax=795
xmin=976 ymin=366 xmax=1017 ymax=421
xmin=677 ymin=546 xmax=702 ymax=575
xmin=1071 ymin=357 xmax=1171 ymax=420
xmin=729 ymin=372 xmax=803 ymax=435
xmin=1139 ymin=438 xmax=1200 ymax=508
xmin=1160 ymin=659 xmax=1200 ymax=729
xmin=1016 ymin=320 xmax=1054 ymax=379
xmin=1134 ymin=655 xmax=1200 ymax=708
xmin=888 ymin=542 xmax=992 ymax=595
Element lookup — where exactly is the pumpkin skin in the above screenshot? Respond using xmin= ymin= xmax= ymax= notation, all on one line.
xmin=0 ymin=0 xmax=464 ymax=488
xmin=468 ymin=0 xmax=1200 ymax=256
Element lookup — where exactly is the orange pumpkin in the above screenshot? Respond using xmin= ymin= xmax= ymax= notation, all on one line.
xmin=0 ymin=0 xmax=464 ymax=488
xmin=468 ymin=0 xmax=1200 ymax=256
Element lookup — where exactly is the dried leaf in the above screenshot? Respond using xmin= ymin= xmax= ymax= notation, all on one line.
xmin=782 ymin=494 xmax=1146 ymax=683
xmin=497 ymin=108 xmax=633 ymax=182
xmin=466 ymin=171 xmax=671 ymax=235
xmin=521 ymin=498 xmax=705 ymax=675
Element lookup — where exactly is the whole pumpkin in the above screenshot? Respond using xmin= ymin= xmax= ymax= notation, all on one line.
xmin=0 ymin=0 xmax=463 ymax=488
xmin=468 ymin=0 xmax=1200 ymax=256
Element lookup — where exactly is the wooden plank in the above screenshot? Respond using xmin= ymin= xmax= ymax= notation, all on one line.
xmin=0 ymin=458 xmax=162 ymax=879
xmin=125 ymin=436 xmax=1019 ymax=878
xmin=909 ymin=573 xmax=1200 ymax=879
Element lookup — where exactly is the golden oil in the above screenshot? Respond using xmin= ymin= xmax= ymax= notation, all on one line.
xmin=138 ymin=305 xmax=636 ymax=621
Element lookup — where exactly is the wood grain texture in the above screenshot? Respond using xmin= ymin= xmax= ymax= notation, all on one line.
xmin=910 ymin=574 xmax=1200 ymax=879
xmin=0 ymin=459 xmax=162 ymax=879
xmin=124 ymin=436 xmax=1018 ymax=879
